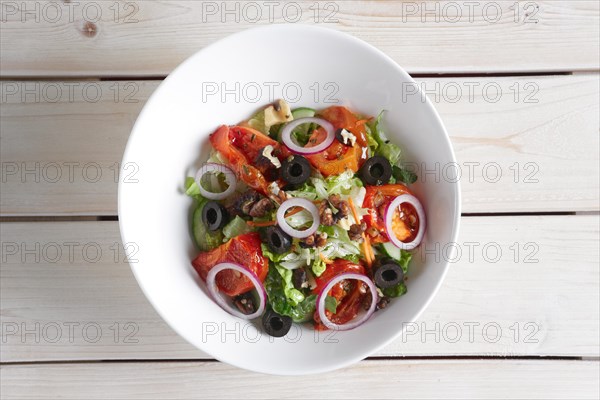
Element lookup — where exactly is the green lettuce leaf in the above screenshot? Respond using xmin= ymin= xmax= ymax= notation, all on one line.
xmin=392 ymin=165 xmax=418 ymax=185
xmin=397 ymin=250 xmax=412 ymax=274
xmin=285 ymin=182 xmax=319 ymax=201
xmin=367 ymin=111 xmax=402 ymax=165
xmin=185 ymin=177 xmax=202 ymax=199
xmin=312 ymin=256 xmax=326 ymax=277
xmin=222 ymin=216 xmax=253 ymax=240
xmin=325 ymin=296 xmax=338 ymax=314
xmin=310 ymin=170 xmax=363 ymax=200
xmin=381 ymin=282 xmax=407 ymax=298
xmin=264 ymin=265 xmax=317 ymax=322
xmin=273 ymin=264 xmax=305 ymax=306
xmin=261 ymin=243 xmax=290 ymax=263
xmin=246 ymin=110 xmax=269 ymax=135
xmin=319 ymin=225 xmax=361 ymax=261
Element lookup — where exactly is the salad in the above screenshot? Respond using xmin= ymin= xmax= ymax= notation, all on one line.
xmin=185 ymin=100 xmax=425 ymax=336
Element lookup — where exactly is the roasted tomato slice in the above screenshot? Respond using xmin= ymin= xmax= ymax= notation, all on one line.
xmin=362 ymin=184 xmax=418 ymax=244
xmin=305 ymin=106 xmax=369 ymax=177
xmin=191 ymin=232 xmax=268 ymax=297
xmin=209 ymin=125 xmax=289 ymax=195
xmin=312 ymin=259 xmax=368 ymax=330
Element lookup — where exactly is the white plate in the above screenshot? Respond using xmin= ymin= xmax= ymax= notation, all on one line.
xmin=119 ymin=24 xmax=461 ymax=375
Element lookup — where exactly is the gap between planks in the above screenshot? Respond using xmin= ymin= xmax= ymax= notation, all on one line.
xmin=0 ymin=72 xmax=578 ymax=81
xmin=1 ymin=359 xmax=598 ymax=400
xmin=0 ymin=211 xmax=589 ymax=223
xmin=0 ymin=355 xmax=592 ymax=367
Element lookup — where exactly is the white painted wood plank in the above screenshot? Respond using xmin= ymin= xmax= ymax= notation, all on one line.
xmin=1 ymin=215 xmax=598 ymax=362
xmin=1 ymin=1 xmax=598 ymax=76
xmin=1 ymin=360 xmax=599 ymax=399
xmin=1 ymin=75 xmax=598 ymax=215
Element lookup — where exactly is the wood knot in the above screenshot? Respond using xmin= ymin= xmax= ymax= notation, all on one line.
xmin=79 ymin=21 xmax=97 ymax=38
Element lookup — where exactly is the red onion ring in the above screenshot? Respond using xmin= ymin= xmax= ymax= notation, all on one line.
xmin=281 ymin=117 xmax=335 ymax=155
xmin=195 ymin=163 xmax=236 ymax=200
xmin=276 ymin=198 xmax=320 ymax=239
xmin=205 ymin=262 xmax=266 ymax=320
xmin=384 ymin=194 xmax=426 ymax=250
xmin=317 ymin=273 xmax=377 ymax=331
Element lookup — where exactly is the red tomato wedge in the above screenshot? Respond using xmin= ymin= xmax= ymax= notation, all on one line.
xmin=209 ymin=125 xmax=289 ymax=195
xmin=362 ymin=184 xmax=419 ymax=244
xmin=305 ymin=106 xmax=369 ymax=177
xmin=312 ymin=259 xmax=368 ymax=330
xmin=192 ymin=232 xmax=268 ymax=297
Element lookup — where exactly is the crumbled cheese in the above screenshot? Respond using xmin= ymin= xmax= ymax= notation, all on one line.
xmin=340 ymin=129 xmax=357 ymax=146
xmin=338 ymin=216 xmax=352 ymax=230
xmin=264 ymin=99 xmax=293 ymax=129
xmin=262 ymin=145 xmax=281 ymax=168
xmin=268 ymin=181 xmax=280 ymax=196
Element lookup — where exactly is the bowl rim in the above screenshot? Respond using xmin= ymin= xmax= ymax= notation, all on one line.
xmin=118 ymin=23 xmax=461 ymax=375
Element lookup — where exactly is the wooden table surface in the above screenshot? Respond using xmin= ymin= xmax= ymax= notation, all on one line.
xmin=1 ymin=1 xmax=599 ymax=399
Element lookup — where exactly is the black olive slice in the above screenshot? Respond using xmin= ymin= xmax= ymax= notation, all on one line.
xmin=262 ymin=308 xmax=292 ymax=337
xmin=373 ymin=258 xmax=404 ymax=289
xmin=280 ymin=155 xmax=311 ymax=185
xmin=358 ymin=156 xmax=392 ymax=186
xmin=264 ymin=225 xmax=292 ymax=254
xmin=201 ymin=201 xmax=229 ymax=231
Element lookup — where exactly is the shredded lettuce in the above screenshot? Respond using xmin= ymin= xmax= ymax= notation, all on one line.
xmin=284 ymin=209 xmax=314 ymax=230
xmin=285 ymin=171 xmax=363 ymax=202
xmin=309 ymin=170 xmax=363 ymax=200
xmin=222 ymin=216 xmax=253 ymax=240
xmin=348 ymin=186 xmax=367 ymax=211
xmin=285 ymin=182 xmax=319 ymax=201
xmin=326 ymin=170 xmax=363 ymax=195
xmin=323 ymin=226 xmax=361 ymax=255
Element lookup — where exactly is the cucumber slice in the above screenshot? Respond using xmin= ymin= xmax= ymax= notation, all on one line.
xmin=291 ymin=107 xmax=316 ymax=119
xmin=192 ymin=200 xmax=223 ymax=251
xmin=380 ymin=242 xmax=402 ymax=261
xmin=379 ymin=242 xmax=412 ymax=273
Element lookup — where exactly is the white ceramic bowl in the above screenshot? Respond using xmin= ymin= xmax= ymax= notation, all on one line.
xmin=119 ymin=24 xmax=460 ymax=375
